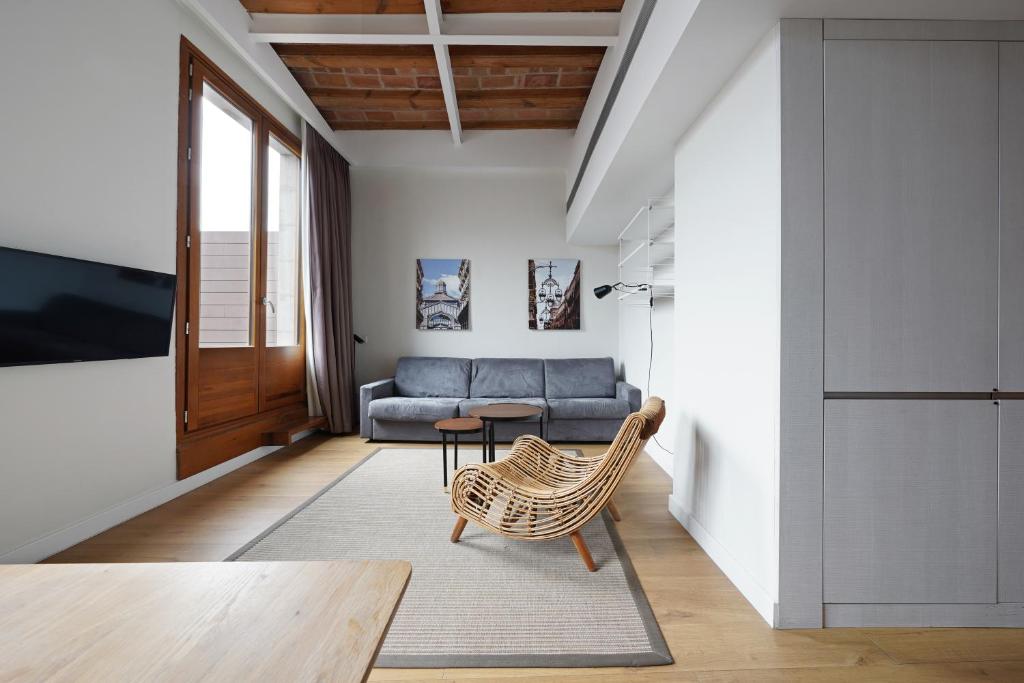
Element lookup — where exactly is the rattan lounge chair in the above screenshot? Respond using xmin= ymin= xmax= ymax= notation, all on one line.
xmin=449 ymin=396 xmax=666 ymax=571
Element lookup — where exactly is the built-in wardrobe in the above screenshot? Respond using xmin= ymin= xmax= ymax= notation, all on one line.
xmin=776 ymin=19 xmax=1024 ymax=628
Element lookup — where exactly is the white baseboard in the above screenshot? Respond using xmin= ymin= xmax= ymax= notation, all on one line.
xmin=824 ymin=602 xmax=1024 ymax=627
xmin=0 ymin=444 xmax=285 ymax=564
xmin=668 ymin=494 xmax=776 ymax=626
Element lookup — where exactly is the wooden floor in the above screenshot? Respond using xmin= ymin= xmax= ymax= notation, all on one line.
xmin=47 ymin=435 xmax=1024 ymax=682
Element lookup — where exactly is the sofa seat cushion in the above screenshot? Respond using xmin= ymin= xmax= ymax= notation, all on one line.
xmin=458 ymin=397 xmax=547 ymax=418
xmin=547 ymin=398 xmax=630 ymax=420
xmin=395 ymin=357 xmax=472 ymax=398
xmin=470 ymin=358 xmax=545 ymax=398
xmin=544 ymin=357 xmax=616 ymax=399
xmin=368 ymin=397 xmax=461 ymax=422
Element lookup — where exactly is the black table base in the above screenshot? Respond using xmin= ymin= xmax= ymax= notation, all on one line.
xmin=439 ymin=427 xmax=484 ymax=488
xmin=480 ymin=417 xmax=544 ymax=463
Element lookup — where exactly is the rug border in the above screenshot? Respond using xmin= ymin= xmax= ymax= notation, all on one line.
xmin=226 ymin=446 xmax=674 ymax=668
xmin=224 ymin=447 xmax=385 ymax=561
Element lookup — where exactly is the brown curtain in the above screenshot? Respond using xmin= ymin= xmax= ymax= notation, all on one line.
xmin=306 ymin=127 xmax=354 ymax=433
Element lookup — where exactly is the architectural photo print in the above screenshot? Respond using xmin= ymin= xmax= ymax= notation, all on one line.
xmin=529 ymin=258 xmax=580 ymax=330
xmin=416 ymin=258 xmax=470 ymax=331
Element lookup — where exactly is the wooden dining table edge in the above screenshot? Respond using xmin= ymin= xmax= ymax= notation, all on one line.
xmin=364 ymin=559 xmax=413 ymax=683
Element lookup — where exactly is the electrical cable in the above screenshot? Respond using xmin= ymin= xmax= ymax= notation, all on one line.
xmin=647 ymin=291 xmax=672 ymax=454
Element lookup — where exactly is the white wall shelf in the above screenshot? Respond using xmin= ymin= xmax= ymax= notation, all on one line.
xmin=617 ymin=197 xmax=675 ymax=306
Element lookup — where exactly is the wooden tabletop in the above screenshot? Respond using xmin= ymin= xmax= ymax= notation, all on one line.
xmin=0 ymin=560 xmax=411 ymax=683
xmin=434 ymin=417 xmax=483 ymax=432
xmin=468 ymin=402 xmax=544 ymax=420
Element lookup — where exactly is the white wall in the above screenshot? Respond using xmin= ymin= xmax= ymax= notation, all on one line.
xmin=0 ymin=0 xmax=299 ymax=561
xmin=351 ymin=167 xmax=619 ymax=387
xmin=619 ymin=299 xmax=675 ymax=475
xmin=667 ymin=27 xmax=782 ymax=625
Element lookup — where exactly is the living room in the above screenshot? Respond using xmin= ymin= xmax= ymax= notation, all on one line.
xmin=3 ymin=1 xmax=1024 ymax=681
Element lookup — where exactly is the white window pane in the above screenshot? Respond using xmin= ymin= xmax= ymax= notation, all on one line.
xmin=265 ymin=135 xmax=300 ymax=347
xmin=198 ymin=85 xmax=254 ymax=348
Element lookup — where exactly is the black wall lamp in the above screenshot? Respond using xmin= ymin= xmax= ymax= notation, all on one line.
xmin=594 ymin=282 xmax=653 ymax=305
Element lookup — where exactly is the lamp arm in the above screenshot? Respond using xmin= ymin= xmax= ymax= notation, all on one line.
xmin=613 ymin=281 xmax=652 ymax=291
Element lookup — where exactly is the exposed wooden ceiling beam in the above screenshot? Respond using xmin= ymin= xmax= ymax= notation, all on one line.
xmin=331 ymin=120 xmax=449 ymax=129
xmin=275 ymin=44 xmax=437 ymax=69
xmin=256 ymin=32 xmax=616 ymax=46
xmin=310 ymin=88 xmax=446 ymax=109
xmin=240 ymin=0 xmax=425 ymax=13
xmin=449 ymin=45 xmax=605 ymax=68
xmin=328 ymin=119 xmax=579 ymax=130
xmin=276 ymin=44 xmax=605 ymax=70
xmin=458 ymin=88 xmax=589 ymax=108
xmin=309 ymin=87 xmax=589 ymax=110
xmin=463 ymin=118 xmax=579 ymax=129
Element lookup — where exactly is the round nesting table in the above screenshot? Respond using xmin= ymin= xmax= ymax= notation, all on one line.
xmin=433 ymin=417 xmax=483 ymax=489
xmin=467 ymin=403 xmax=544 ymax=464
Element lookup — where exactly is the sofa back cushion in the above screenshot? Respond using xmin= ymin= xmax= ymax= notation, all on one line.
xmin=395 ymin=357 xmax=472 ymax=398
xmin=545 ymin=357 xmax=616 ymax=399
xmin=470 ymin=358 xmax=545 ymax=398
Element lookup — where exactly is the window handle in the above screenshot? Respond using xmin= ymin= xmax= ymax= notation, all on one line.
xmin=262 ymin=296 xmax=276 ymax=315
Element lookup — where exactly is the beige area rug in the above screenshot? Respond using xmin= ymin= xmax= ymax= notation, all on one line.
xmin=228 ymin=447 xmax=672 ymax=668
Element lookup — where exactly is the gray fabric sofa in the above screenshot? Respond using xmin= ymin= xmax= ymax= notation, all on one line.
xmin=360 ymin=356 xmax=641 ymax=443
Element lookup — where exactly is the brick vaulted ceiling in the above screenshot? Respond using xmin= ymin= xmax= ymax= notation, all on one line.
xmin=239 ymin=1 xmax=624 ymax=135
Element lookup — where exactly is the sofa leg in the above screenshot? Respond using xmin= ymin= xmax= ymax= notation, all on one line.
xmin=451 ymin=516 xmax=468 ymax=543
xmin=570 ymin=531 xmax=597 ymax=572
xmin=606 ymin=498 xmax=622 ymax=522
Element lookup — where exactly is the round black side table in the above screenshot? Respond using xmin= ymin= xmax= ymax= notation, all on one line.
xmin=433 ymin=417 xmax=484 ymax=489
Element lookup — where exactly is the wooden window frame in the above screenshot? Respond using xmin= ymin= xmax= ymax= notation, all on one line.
xmin=175 ymin=37 xmax=307 ymax=479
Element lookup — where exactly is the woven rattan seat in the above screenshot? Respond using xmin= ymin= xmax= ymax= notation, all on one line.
xmin=449 ymin=397 xmax=666 ymax=572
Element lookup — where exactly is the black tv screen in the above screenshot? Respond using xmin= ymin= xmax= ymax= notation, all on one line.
xmin=0 ymin=247 xmax=177 ymax=367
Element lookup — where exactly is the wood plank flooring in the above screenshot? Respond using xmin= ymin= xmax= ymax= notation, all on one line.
xmin=45 ymin=435 xmax=1024 ymax=682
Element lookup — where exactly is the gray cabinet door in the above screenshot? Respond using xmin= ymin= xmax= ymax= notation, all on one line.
xmin=1000 ymin=401 xmax=1024 ymax=602
xmin=824 ymin=40 xmax=998 ymax=392
xmin=824 ymin=400 xmax=997 ymax=604
xmin=1001 ymin=44 xmax=1024 ymax=391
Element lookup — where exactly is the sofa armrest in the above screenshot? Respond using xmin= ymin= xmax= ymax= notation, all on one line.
xmin=617 ymin=380 xmax=642 ymax=413
xmin=360 ymin=378 xmax=395 ymax=438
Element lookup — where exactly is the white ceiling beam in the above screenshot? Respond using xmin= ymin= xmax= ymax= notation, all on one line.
xmin=249 ymin=11 xmax=618 ymax=46
xmin=253 ymin=33 xmax=617 ymax=46
xmin=442 ymin=34 xmax=616 ymax=46
xmin=423 ymin=0 xmax=443 ymax=35
xmin=433 ymin=46 xmax=462 ymax=145
xmin=423 ymin=0 xmax=462 ymax=146
xmin=432 ymin=43 xmax=463 ymax=145
xmin=443 ymin=12 xmax=620 ymax=38
xmin=249 ymin=13 xmax=429 ymax=36
xmin=250 ymin=11 xmax=618 ymax=37
xmin=251 ymin=33 xmax=436 ymax=44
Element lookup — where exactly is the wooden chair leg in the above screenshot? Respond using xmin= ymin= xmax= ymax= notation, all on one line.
xmin=606 ymin=498 xmax=622 ymax=522
xmin=450 ymin=516 xmax=468 ymax=543
xmin=569 ymin=531 xmax=597 ymax=572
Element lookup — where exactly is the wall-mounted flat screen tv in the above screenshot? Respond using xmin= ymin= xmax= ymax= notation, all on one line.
xmin=0 ymin=247 xmax=176 ymax=367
